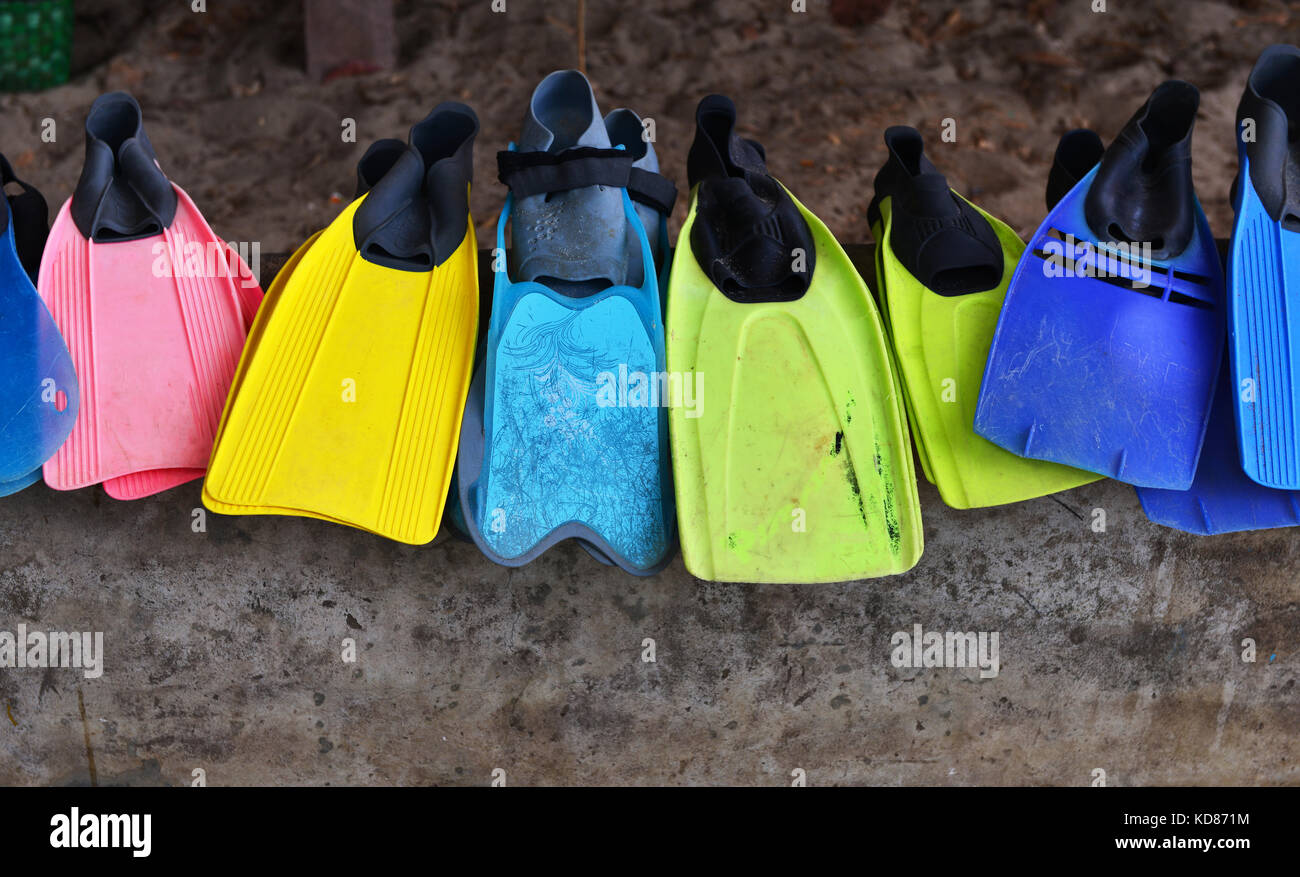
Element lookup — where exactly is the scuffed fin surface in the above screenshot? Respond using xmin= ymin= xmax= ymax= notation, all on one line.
xmin=720 ymin=313 xmax=904 ymax=572
xmin=975 ymin=190 xmax=1225 ymax=492
xmin=668 ymin=196 xmax=921 ymax=583
xmin=103 ymin=469 xmax=205 ymax=500
xmin=480 ymin=293 xmax=668 ymax=569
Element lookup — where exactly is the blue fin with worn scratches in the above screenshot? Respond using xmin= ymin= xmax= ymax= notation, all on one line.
xmin=456 ymin=71 xmax=676 ymax=574
xmin=975 ymin=81 xmax=1224 ymax=490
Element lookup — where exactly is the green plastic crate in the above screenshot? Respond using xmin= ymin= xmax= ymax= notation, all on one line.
xmin=0 ymin=0 xmax=72 ymax=92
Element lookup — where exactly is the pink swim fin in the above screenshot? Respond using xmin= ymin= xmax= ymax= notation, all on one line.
xmin=38 ymin=92 xmax=262 ymax=499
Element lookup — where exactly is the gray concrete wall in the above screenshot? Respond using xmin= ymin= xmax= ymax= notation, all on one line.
xmin=2 ymin=471 xmax=1294 ymax=786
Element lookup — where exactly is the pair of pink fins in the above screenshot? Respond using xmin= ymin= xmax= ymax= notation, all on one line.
xmin=37 ymin=92 xmax=262 ymax=499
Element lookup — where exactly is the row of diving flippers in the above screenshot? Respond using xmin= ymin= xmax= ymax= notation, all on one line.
xmin=0 ymin=51 xmax=1296 ymax=584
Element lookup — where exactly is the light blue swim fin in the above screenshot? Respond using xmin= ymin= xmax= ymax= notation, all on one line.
xmin=1228 ymin=44 xmax=1300 ymax=489
xmin=456 ymin=70 xmax=677 ymax=574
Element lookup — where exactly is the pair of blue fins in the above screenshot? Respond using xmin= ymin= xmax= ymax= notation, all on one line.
xmin=973 ymin=45 xmax=1300 ymax=535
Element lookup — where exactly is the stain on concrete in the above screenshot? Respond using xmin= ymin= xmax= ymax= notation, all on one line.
xmin=77 ymin=688 xmax=97 ymax=787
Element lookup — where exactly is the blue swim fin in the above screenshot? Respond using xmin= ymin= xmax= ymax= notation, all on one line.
xmin=0 ymin=469 xmax=43 ymax=498
xmin=604 ymin=107 xmax=675 ymax=286
xmin=1044 ymin=125 xmax=1300 ymax=533
xmin=1133 ymin=47 xmax=1300 ymax=533
xmin=1228 ymin=44 xmax=1300 ymax=489
xmin=1138 ymin=357 xmax=1300 ymax=534
xmin=456 ymin=70 xmax=678 ymax=575
xmin=0 ymin=154 xmax=79 ymax=492
xmin=975 ymin=81 xmax=1224 ymax=490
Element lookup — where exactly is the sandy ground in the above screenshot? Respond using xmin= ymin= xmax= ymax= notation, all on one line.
xmin=0 ymin=1 xmax=1296 ymax=787
xmin=2 ymin=1 xmax=1296 ymax=253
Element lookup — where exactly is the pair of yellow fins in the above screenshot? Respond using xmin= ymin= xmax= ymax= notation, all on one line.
xmin=202 ymin=104 xmax=480 ymax=544
xmin=667 ymin=103 xmax=1094 ymax=583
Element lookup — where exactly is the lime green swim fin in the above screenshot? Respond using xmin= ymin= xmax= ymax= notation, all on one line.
xmin=667 ymin=96 xmax=922 ymax=584
xmin=868 ymin=126 xmax=1101 ymax=509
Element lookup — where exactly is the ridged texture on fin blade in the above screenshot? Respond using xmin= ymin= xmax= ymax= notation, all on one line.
xmin=103 ymin=468 xmax=203 ymax=500
xmin=1231 ymin=177 xmax=1299 ymax=488
xmin=210 ymin=233 xmax=354 ymax=500
xmin=39 ymin=189 xmax=259 ymax=492
xmin=40 ymin=210 xmax=95 ymax=486
xmin=376 ymin=246 xmax=476 ymax=538
xmin=202 ymin=198 xmax=477 ymax=545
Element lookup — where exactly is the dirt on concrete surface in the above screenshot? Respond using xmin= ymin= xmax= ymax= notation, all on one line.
xmin=0 ymin=0 xmax=1297 ymax=786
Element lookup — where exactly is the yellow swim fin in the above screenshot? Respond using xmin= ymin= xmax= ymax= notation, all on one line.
xmin=869 ymin=126 xmax=1101 ymax=509
xmin=203 ymin=104 xmax=480 ymax=544
xmin=668 ymin=96 xmax=922 ymax=583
